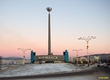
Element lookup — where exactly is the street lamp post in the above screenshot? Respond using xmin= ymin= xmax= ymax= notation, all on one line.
xmin=107 ymin=56 xmax=108 ymax=64
xmin=17 ymin=48 xmax=31 ymax=65
xmin=78 ymin=36 xmax=96 ymax=67
xmin=107 ymin=55 xmax=110 ymax=64
xmin=46 ymin=7 xmax=52 ymax=55
xmin=107 ymin=56 xmax=109 ymax=64
xmin=72 ymin=49 xmax=82 ymax=66
xmin=89 ymin=52 xmax=94 ymax=64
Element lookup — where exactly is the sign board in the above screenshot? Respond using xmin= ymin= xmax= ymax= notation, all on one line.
xmin=34 ymin=55 xmax=64 ymax=61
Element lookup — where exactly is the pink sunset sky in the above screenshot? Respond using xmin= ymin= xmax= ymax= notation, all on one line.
xmin=0 ymin=0 xmax=110 ymax=59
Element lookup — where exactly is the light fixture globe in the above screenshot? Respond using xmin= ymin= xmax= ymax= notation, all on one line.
xmin=46 ymin=7 xmax=52 ymax=12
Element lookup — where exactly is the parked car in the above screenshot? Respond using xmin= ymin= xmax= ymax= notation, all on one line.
xmin=97 ymin=63 xmax=106 ymax=67
xmin=97 ymin=63 xmax=110 ymax=68
xmin=104 ymin=63 xmax=110 ymax=68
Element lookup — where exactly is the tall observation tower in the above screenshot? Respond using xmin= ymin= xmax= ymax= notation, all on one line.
xmin=46 ymin=7 xmax=52 ymax=55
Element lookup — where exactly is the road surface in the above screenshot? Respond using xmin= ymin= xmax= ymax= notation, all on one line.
xmin=0 ymin=67 xmax=110 ymax=80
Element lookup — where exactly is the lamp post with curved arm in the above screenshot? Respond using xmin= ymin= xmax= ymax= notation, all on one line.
xmin=72 ymin=49 xmax=82 ymax=65
xmin=78 ymin=36 xmax=96 ymax=67
xmin=17 ymin=48 xmax=31 ymax=65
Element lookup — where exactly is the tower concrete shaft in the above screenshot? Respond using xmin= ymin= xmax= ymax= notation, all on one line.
xmin=48 ymin=13 xmax=51 ymax=55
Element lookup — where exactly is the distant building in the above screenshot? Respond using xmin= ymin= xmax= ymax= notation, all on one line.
xmin=89 ymin=53 xmax=110 ymax=63
xmin=73 ymin=53 xmax=110 ymax=64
